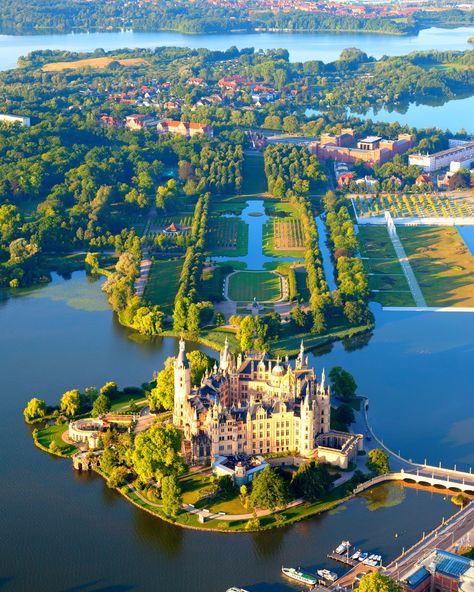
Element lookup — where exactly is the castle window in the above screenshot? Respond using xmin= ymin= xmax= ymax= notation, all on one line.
xmin=219 ymin=445 xmax=224 ymax=451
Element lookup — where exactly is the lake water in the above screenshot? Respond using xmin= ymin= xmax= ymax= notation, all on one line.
xmin=306 ymin=94 xmax=474 ymax=134
xmin=347 ymin=96 xmax=474 ymax=134
xmin=0 ymin=272 xmax=461 ymax=591
xmin=1 ymin=25 xmax=474 ymax=70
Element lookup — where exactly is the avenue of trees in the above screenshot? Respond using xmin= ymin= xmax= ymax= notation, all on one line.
xmin=323 ymin=192 xmax=372 ymax=327
xmin=264 ymin=145 xmax=326 ymax=197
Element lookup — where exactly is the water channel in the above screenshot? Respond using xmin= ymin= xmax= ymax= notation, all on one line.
xmin=0 ymin=272 xmax=464 ymax=592
xmin=1 ymin=25 xmax=474 ymax=71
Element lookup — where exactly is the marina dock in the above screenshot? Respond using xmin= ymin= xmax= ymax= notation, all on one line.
xmin=327 ymin=552 xmax=359 ymax=567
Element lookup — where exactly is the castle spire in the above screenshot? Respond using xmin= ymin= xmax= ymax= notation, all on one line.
xmin=320 ymin=367 xmax=326 ymax=389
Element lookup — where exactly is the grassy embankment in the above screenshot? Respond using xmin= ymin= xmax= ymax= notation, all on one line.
xmin=242 ymin=153 xmax=268 ymax=196
xmin=357 ymin=225 xmax=416 ymax=307
xmin=143 ymin=258 xmax=183 ymax=316
xmin=398 ymin=226 xmax=474 ymax=307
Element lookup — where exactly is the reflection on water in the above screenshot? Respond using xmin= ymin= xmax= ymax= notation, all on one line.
xmin=363 ymin=483 xmax=406 ymax=512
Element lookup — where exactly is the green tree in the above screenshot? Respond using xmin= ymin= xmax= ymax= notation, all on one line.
xmin=108 ymin=466 xmax=129 ymax=489
xmin=59 ymin=389 xmax=81 ymax=417
xmin=358 ymin=571 xmax=401 ymax=592
xmin=100 ymin=381 xmax=118 ymax=400
xmin=188 ymin=350 xmax=214 ymax=386
xmin=23 ymin=397 xmax=47 ymax=422
xmin=149 ymin=358 xmax=174 ymax=412
xmin=132 ymin=424 xmax=186 ymax=486
xmin=291 ymin=460 xmax=333 ymax=501
xmin=329 ymin=366 xmax=357 ymax=400
xmin=161 ymin=474 xmax=182 ymax=517
xmin=100 ymin=447 xmax=118 ymax=476
xmin=91 ymin=393 xmax=110 ymax=417
xmin=367 ymin=449 xmax=390 ymax=475
xmin=249 ymin=466 xmax=288 ymax=510
xmin=85 ymin=252 xmax=99 ymax=274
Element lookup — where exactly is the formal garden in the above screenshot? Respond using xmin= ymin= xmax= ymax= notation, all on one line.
xmin=353 ymin=193 xmax=474 ymax=220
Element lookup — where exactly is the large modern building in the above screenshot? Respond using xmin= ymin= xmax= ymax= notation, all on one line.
xmin=310 ymin=128 xmax=413 ymax=167
xmin=409 ymin=140 xmax=474 ymax=173
xmin=173 ymin=338 xmax=362 ymax=468
xmin=401 ymin=550 xmax=474 ymax=592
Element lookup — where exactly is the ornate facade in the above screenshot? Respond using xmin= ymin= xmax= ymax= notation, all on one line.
xmin=173 ymin=338 xmax=331 ymax=465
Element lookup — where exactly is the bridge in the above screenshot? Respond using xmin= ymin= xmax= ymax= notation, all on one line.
xmin=353 ymin=468 xmax=474 ymax=496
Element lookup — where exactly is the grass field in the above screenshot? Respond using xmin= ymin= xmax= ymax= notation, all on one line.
xmin=207 ymin=217 xmax=248 ymax=257
xmin=36 ymin=424 xmax=77 ymax=456
xmin=143 ymin=258 xmax=183 ymax=314
xmin=263 ymin=201 xmax=306 ymax=257
xmin=42 ymin=57 xmax=149 ymax=71
xmin=357 ymin=225 xmax=415 ymax=307
xmin=398 ymin=226 xmax=474 ymax=307
xmin=242 ymin=153 xmax=268 ymax=195
xmin=227 ymin=271 xmax=282 ymax=302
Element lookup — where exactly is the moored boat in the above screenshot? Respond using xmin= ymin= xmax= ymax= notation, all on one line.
xmin=317 ymin=569 xmax=338 ymax=582
xmin=226 ymin=588 xmax=250 ymax=592
xmin=282 ymin=567 xmax=318 ymax=586
xmin=335 ymin=540 xmax=351 ymax=554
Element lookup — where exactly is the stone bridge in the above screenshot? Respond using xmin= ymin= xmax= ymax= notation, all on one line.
xmin=353 ymin=468 xmax=474 ymax=496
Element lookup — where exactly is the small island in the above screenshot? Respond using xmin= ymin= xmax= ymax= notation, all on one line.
xmin=24 ymin=339 xmax=393 ymax=532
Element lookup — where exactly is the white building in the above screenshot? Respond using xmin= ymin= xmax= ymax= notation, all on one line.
xmin=0 ymin=114 xmax=31 ymax=127
xmin=409 ymin=141 xmax=474 ymax=172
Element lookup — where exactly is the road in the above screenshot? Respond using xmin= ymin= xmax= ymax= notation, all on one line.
xmin=386 ymin=502 xmax=474 ymax=579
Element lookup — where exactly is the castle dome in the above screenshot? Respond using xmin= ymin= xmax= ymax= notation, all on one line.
xmin=272 ymin=363 xmax=284 ymax=377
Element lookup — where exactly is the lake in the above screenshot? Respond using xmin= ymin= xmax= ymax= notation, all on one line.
xmin=306 ymin=93 xmax=474 ymax=134
xmin=1 ymin=25 xmax=474 ymax=71
xmin=0 ymin=272 xmax=463 ymax=591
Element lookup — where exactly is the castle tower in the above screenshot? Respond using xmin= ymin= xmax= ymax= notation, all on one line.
xmin=173 ymin=337 xmax=191 ymax=427
xmin=316 ymin=368 xmax=330 ymax=434
xmin=220 ymin=336 xmax=231 ymax=372
xmin=296 ymin=340 xmax=307 ymax=370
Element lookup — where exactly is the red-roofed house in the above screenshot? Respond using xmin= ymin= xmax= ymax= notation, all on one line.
xmin=157 ymin=120 xmax=213 ymax=139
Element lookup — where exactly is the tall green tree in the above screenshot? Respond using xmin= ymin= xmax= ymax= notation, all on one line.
xmin=161 ymin=474 xmax=182 ymax=518
xmin=249 ymin=466 xmax=288 ymax=510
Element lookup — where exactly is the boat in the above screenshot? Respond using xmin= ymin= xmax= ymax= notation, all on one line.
xmin=335 ymin=540 xmax=351 ymax=554
xmin=317 ymin=569 xmax=338 ymax=582
xmin=351 ymin=551 xmax=361 ymax=560
xmin=226 ymin=588 xmax=250 ymax=592
xmin=282 ymin=567 xmax=318 ymax=586
xmin=358 ymin=553 xmax=369 ymax=562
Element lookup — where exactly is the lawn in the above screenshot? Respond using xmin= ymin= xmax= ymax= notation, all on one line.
xmin=36 ymin=424 xmax=78 ymax=456
xmin=295 ymin=267 xmax=310 ymax=302
xmin=143 ymin=258 xmax=183 ymax=314
xmin=207 ymin=217 xmax=248 ymax=257
xmin=357 ymin=225 xmax=415 ymax=307
xmin=227 ymin=271 xmax=282 ymax=302
xmin=180 ymin=472 xmax=247 ymax=514
xmin=242 ymin=153 xmax=268 ymax=195
xmin=398 ymin=226 xmax=474 ymax=307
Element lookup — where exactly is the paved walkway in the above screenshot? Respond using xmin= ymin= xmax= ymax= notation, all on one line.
xmin=386 ymin=221 xmax=427 ymax=307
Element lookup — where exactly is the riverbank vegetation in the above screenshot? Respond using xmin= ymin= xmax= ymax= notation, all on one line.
xmin=1 ymin=0 xmax=472 ymax=37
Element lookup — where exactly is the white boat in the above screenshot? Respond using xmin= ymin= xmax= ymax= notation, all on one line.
xmin=317 ymin=569 xmax=338 ymax=582
xmin=358 ymin=552 xmax=369 ymax=562
xmin=226 ymin=588 xmax=250 ymax=592
xmin=351 ymin=551 xmax=361 ymax=560
xmin=282 ymin=567 xmax=318 ymax=586
xmin=335 ymin=540 xmax=351 ymax=554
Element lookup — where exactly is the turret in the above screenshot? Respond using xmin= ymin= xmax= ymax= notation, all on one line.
xmin=220 ymin=336 xmax=231 ymax=372
xmin=173 ymin=337 xmax=191 ymax=428
xmin=296 ymin=340 xmax=307 ymax=370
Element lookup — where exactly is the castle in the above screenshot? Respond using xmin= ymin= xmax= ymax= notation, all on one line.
xmin=173 ymin=338 xmax=334 ymax=465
